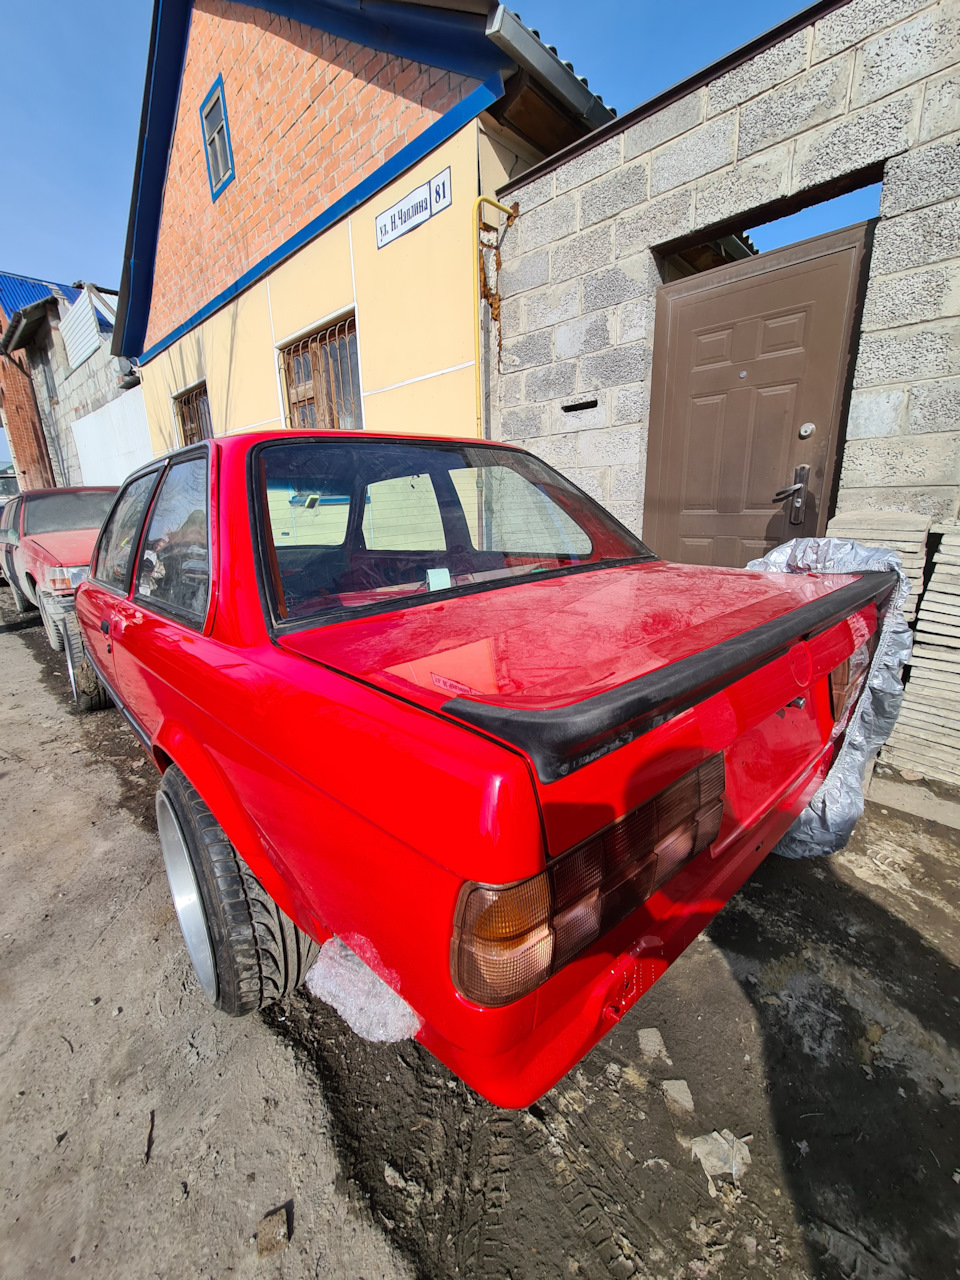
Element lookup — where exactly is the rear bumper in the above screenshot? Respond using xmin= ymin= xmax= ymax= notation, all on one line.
xmin=417 ymin=746 xmax=830 ymax=1108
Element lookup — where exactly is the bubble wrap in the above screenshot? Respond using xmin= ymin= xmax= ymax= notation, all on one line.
xmin=746 ymin=537 xmax=913 ymax=858
xmin=305 ymin=936 xmax=422 ymax=1042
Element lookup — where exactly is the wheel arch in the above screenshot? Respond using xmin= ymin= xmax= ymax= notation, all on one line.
xmin=151 ymin=722 xmax=325 ymax=942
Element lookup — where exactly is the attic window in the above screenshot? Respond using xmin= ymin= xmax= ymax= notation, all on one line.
xmin=200 ymin=76 xmax=234 ymax=200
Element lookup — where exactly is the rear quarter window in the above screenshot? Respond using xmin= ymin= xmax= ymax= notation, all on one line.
xmin=135 ymin=456 xmax=210 ymax=625
xmin=93 ymin=473 xmax=160 ymax=591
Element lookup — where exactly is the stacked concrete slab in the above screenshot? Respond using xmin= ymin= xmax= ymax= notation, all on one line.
xmin=825 ymin=510 xmax=931 ymax=621
xmin=882 ymin=525 xmax=960 ymax=786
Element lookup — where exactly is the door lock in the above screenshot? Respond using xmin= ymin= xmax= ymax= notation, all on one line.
xmin=798 ymin=422 xmax=816 ymax=439
xmin=773 ymin=465 xmax=811 ymax=525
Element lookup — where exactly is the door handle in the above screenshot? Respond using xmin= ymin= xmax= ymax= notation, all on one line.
xmin=773 ymin=465 xmax=810 ymax=525
xmin=100 ymin=619 xmax=110 ymax=634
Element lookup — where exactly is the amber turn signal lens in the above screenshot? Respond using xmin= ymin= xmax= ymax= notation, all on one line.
xmin=452 ymin=755 xmax=725 ymax=1007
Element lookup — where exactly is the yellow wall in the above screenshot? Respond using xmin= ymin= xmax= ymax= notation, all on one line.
xmin=139 ymin=121 xmax=499 ymax=456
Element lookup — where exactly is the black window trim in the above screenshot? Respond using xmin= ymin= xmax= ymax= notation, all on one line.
xmin=247 ymin=435 xmax=658 ymax=638
xmin=131 ymin=447 xmax=213 ymax=631
xmin=91 ymin=467 xmax=165 ymax=598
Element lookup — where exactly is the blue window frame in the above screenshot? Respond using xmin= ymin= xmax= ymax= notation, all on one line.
xmin=199 ymin=75 xmax=234 ymax=201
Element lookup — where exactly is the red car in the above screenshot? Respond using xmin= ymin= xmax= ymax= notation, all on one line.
xmin=72 ymin=432 xmax=892 ymax=1107
xmin=0 ymin=486 xmax=117 ymax=650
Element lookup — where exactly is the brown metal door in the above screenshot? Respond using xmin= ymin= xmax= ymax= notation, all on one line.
xmin=643 ymin=223 xmax=868 ymax=566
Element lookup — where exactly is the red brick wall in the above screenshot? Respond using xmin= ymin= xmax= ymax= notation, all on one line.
xmin=144 ymin=0 xmax=479 ymax=351
xmin=0 ymin=310 xmax=54 ymax=489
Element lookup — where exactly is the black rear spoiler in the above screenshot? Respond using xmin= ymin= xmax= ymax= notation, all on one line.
xmin=443 ymin=571 xmax=898 ymax=783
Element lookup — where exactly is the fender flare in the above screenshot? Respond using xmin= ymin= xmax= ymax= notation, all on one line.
xmin=151 ymin=720 xmax=327 ymax=943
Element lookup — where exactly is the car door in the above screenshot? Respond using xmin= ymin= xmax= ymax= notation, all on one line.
xmin=0 ymin=497 xmax=24 ymax=592
xmin=112 ymin=449 xmax=214 ymax=740
xmin=77 ymin=469 xmax=163 ymax=696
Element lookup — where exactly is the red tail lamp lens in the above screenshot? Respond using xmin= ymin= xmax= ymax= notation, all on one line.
xmin=452 ymin=755 xmax=725 ymax=1007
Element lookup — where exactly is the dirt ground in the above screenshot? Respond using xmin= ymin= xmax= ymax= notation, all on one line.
xmin=1 ymin=583 xmax=958 ymax=1280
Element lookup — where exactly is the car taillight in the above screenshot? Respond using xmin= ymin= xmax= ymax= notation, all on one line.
xmin=452 ymin=755 xmax=725 ymax=1007
xmin=829 ymin=634 xmax=877 ymax=728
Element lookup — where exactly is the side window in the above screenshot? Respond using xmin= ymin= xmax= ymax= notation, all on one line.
xmin=92 ymin=473 xmax=158 ymax=590
xmin=135 ymin=456 xmax=210 ymax=624
xmin=1 ymin=497 xmax=20 ymax=533
xmin=362 ymin=473 xmax=445 ymax=551
xmin=200 ymin=76 xmax=234 ymax=200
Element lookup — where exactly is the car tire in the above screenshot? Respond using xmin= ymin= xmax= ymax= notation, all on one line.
xmin=38 ymin=595 xmax=65 ymax=652
xmin=62 ymin=610 xmax=111 ymax=712
xmin=8 ymin=576 xmax=34 ymax=615
xmin=156 ymin=766 xmax=320 ymax=1016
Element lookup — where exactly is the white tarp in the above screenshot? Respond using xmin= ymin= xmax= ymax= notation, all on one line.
xmin=71 ymin=386 xmax=154 ymax=486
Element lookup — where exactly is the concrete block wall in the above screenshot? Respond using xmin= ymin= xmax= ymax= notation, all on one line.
xmin=492 ymin=0 xmax=960 ymax=532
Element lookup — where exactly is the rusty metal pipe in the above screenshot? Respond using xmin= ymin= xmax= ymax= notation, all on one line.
xmin=473 ymin=195 xmax=516 ymax=438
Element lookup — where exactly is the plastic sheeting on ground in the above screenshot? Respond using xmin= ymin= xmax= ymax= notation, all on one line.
xmin=305 ymin=936 xmax=422 ymax=1042
xmin=746 ymin=537 xmax=913 ymax=859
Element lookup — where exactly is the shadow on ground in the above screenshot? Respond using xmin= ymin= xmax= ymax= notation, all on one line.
xmin=266 ymin=845 xmax=960 ymax=1280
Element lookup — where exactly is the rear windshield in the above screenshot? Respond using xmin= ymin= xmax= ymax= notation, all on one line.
xmin=24 ymin=490 xmax=117 ymax=535
xmin=257 ymin=439 xmax=654 ymax=624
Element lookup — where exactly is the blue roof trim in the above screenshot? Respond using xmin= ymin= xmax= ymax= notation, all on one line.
xmin=260 ymin=0 xmax=509 ymax=80
xmin=199 ymin=73 xmax=236 ymax=202
xmin=137 ymin=71 xmax=504 ymax=365
xmin=0 ymin=272 xmax=81 ymax=321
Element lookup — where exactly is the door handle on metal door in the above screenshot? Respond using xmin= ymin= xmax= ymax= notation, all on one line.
xmin=773 ymin=465 xmax=810 ymax=525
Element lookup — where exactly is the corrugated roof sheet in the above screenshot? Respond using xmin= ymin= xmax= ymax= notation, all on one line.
xmin=0 ymin=272 xmax=81 ymax=322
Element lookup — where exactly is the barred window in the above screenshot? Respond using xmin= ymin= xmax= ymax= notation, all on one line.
xmin=174 ymin=384 xmax=213 ymax=448
xmin=282 ymin=317 xmax=363 ymax=432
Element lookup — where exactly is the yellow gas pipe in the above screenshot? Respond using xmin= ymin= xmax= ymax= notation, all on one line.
xmin=473 ymin=195 xmax=518 ymax=438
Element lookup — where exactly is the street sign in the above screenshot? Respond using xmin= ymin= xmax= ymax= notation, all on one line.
xmin=376 ymin=167 xmax=452 ymax=249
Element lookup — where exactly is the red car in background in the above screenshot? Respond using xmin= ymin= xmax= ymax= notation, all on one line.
xmin=0 ymin=487 xmax=117 ymax=650
xmin=70 ymin=432 xmax=893 ymax=1106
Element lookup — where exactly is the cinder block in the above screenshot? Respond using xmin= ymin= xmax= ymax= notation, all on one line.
xmin=738 ymin=56 xmax=852 ymax=159
xmin=576 ymin=425 xmax=642 ymax=468
xmin=518 ymin=194 xmax=577 ymax=253
xmin=650 ymin=113 xmax=736 ymax=197
xmin=846 ymin=387 xmax=907 ymax=438
xmin=862 ymin=263 xmax=958 ymax=331
xmin=610 ymin=454 xmax=647 ymax=503
xmin=871 ymin=197 xmax=960 ymax=274
xmin=707 ymin=30 xmax=809 ymax=116
xmin=498 ymin=249 xmax=550 ymax=298
xmin=615 ymin=190 xmax=694 ymax=257
xmin=499 ymin=294 xmax=524 ymax=340
xmin=551 ymin=225 xmax=614 ymax=284
xmin=502 ymin=329 xmax=553 ymax=371
xmin=919 ymin=68 xmax=960 ymax=143
xmin=812 ymin=0 xmax=929 ymax=64
xmin=613 ymin=381 xmax=652 ymax=427
xmin=520 ymin=430 xmax=579 ymax=467
xmin=908 ymin=376 xmax=960 ymax=433
xmin=555 ymin=312 xmax=612 ymax=361
xmin=623 ymin=93 xmax=703 ymax=160
xmin=839 ymin=433 xmax=960 ymax=488
xmin=834 ymin=483 xmax=959 ymax=520
xmin=523 ymin=361 xmax=578 ymax=402
xmin=693 ymin=142 xmax=792 ymax=230
xmin=548 ymin=398 xmax=608 ymax=433
xmin=514 ymin=170 xmax=555 ymax=212
xmin=618 ymin=298 xmax=653 ymax=346
xmin=580 ymin=161 xmax=650 ymax=229
xmin=880 ymin=132 xmax=960 ymax=216
xmin=555 ymin=136 xmax=624 ymax=194
xmin=583 ymin=256 xmax=659 ymax=312
xmin=854 ymin=322 xmax=960 ymax=387
xmin=499 ymin=404 xmax=545 ymax=441
xmin=850 ymin=6 xmax=960 ymax=110
xmin=791 ymin=86 xmax=921 ymax=192
xmin=580 ymin=341 xmax=653 ymax=392
xmin=563 ymin=466 xmax=609 ymax=503
xmin=524 ymin=281 xmax=580 ymax=331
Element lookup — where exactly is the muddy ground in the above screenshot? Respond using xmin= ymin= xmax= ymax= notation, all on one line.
xmin=1 ymin=584 xmax=958 ymax=1280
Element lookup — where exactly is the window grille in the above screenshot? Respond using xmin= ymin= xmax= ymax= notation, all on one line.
xmin=281 ymin=317 xmax=363 ymax=432
xmin=174 ymin=384 xmax=213 ymax=447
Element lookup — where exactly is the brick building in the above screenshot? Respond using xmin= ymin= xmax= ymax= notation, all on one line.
xmin=0 ymin=272 xmax=152 ymax=488
xmin=113 ymin=0 xmax=612 ymax=451
xmin=490 ymin=0 xmax=960 ymax=564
